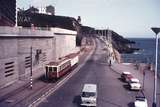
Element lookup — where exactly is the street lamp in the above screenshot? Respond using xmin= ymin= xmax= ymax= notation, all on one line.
xmin=142 ymin=68 xmax=145 ymax=90
xmin=151 ymin=27 xmax=160 ymax=107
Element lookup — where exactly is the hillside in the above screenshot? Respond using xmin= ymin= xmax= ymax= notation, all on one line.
xmin=111 ymin=30 xmax=139 ymax=53
xmin=83 ymin=27 xmax=139 ymax=54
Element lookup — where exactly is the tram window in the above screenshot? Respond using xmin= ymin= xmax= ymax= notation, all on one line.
xmin=59 ymin=61 xmax=70 ymax=71
xmin=53 ymin=67 xmax=57 ymax=71
xmin=49 ymin=67 xmax=52 ymax=72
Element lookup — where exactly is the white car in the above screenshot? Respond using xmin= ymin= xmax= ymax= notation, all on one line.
xmin=128 ymin=78 xmax=141 ymax=90
xmin=134 ymin=96 xmax=148 ymax=107
xmin=81 ymin=84 xmax=97 ymax=107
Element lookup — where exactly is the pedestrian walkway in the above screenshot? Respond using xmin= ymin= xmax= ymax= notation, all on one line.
xmin=111 ymin=62 xmax=152 ymax=86
xmin=111 ymin=63 xmax=142 ymax=74
xmin=111 ymin=62 xmax=160 ymax=107
xmin=0 ymin=67 xmax=45 ymax=99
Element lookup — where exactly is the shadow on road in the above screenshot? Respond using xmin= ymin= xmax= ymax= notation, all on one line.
xmin=37 ymin=75 xmax=57 ymax=83
xmin=123 ymin=85 xmax=142 ymax=93
xmin=86 ymin=59 xmax=94 ymax=64
xmin=123 ymin=84 xmax=130 ymax=91
xmin=99 ymin=98 xmax=122 ymax=107
xmin=117 ymin=77 xmax=125 ymax=82
xmin=128 ymin=102 xmax=134 ymax=107
xmin=72 ymin=95 xmax=81 ymax=107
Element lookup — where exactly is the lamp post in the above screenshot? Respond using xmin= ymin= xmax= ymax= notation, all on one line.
xmin=151 ymin=27 xmax=160 ymax=107
xmin=142 ymin=68 xmax=145 ymax=90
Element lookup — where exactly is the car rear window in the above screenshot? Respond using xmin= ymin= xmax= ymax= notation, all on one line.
xmin=82 ymin=92 xmax=95 ymax=97
xmin=136 ymin=97 xmax=145 ymax=101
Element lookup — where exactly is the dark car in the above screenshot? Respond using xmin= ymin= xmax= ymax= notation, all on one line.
xmin=121 ymin=72 xmax=133 ymax=82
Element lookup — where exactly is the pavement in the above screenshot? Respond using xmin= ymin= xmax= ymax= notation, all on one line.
xmin=110 ymin=63 xmax=148 ymax=88
xmin=111 ymin=62 xmax=145 ymax=75
xmin=0 ymin=67 xmax=45 ymax=99
xmin=111 ymin=62 xmax=160 ymax=107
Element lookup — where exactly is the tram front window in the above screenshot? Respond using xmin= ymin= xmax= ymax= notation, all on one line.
xmin=53 ymin=67 xmax=57 ymax=72
xmin=49 ymin=67 xmax=52 ymax=72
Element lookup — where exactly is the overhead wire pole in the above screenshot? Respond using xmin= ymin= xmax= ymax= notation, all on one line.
xmin=151 ymin=27 xmax=160 ymax=107
xmin=107 ymin=27 xmax=110 ymax=43
xmin=30 ymin=46 xmax=33 ymax=89
xmin=107 ymin=28 xmax=110 ymax=66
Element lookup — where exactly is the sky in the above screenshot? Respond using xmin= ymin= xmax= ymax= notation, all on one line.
xmin=18 ymin=0 xmax=160 ymax=38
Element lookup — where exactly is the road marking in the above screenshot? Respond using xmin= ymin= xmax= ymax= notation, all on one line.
xmin=28 ymin=46 xmax=95 ymax=107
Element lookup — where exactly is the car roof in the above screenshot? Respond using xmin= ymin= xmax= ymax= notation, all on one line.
xmin=136 ymin=96 xmax=145 ymax=98
xmin=130 ymin=78 xmax=140 ymax=82
xmin=136 ymin=96 xmax=146 ymax=100
xmin=127 ymin=74 xmax=133 ymax=78
xmin=82 ymin=84 xmax=97 ymax=92
xmin=122 ymin=72 xmax=131 ymax=75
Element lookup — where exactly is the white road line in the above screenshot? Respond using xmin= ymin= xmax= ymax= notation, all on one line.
xmin=28 ymin=45 xmax=95 ymax=107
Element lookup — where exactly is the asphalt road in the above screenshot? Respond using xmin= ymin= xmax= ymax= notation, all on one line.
xmin=38 ymin=38 xmax=140 ymax=107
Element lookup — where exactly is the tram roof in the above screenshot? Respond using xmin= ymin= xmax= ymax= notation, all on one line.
xmin=46 ymin=52 xmax=79 ymax=66
xmin=46 ymin=59 xmax=68 ymax=66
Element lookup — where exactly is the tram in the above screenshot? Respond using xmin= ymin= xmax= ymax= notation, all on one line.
xmin=45 ymin=53 xmax=79 ymax=80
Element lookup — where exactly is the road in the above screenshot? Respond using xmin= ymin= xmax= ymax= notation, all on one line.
xmin=38 ymin=38 xmax=140 ymax=107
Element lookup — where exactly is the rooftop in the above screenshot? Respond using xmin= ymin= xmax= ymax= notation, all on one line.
xmin=82 ymin=84 xmax=97 ymax=92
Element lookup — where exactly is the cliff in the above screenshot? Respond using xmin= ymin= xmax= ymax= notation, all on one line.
xmin=111 ymin=31 xmax=139 ymax=53
xmin=83 ymin=28 xmax=139 ymax=54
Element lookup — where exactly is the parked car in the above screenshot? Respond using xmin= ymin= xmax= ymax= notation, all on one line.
xmin=121 ymin=72 xmax=133 ymax=82
xmin=128 ymin=78 xmax=141 ymax=90
xmin=134 ymin=96 xmax=148 ymax=107
xmin=81 ymin=84 xmax=97 ymax=107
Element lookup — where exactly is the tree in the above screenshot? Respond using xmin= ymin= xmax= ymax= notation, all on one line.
xmin=46 ymin=5 xmax=55 ymax=15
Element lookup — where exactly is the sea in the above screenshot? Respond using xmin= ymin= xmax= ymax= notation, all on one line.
xmin=121 ymin=38 xmax=160 ymax=72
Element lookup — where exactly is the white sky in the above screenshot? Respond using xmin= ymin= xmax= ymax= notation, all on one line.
xmin=18 ymin=0 xmax=160 ymax=38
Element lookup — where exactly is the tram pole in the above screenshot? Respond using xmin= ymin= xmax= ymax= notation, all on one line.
xmin=30 ymin=46 xmax=33 ymax=89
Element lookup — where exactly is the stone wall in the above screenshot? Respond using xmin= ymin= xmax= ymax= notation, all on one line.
xmin=53 ymin=28 xmax=79 ymax=61
xmin=0 ymin=38 xmax=18 ymax=87
xmin=17 ymin=38 xmax=55 ymax=80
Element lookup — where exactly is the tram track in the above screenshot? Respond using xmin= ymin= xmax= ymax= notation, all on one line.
xmin=0 ymin=82 xmax=30 ymax=103
xmin=0 ymin=77 xmax=54 ymax=107
xmin=11 ymin=82 xmax=54 ymax=107
xmin=2 ymin=73 xmax=71 ymax=107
